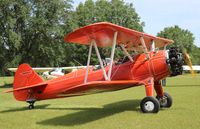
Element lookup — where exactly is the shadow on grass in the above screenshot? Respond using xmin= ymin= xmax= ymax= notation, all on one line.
xmin=37 ymin=99 xmax=140 ymax=126
xmin=0 ymin=83 xmax=13 ymax=88
xmin=0 ymin=104 xmax=50 ymax=113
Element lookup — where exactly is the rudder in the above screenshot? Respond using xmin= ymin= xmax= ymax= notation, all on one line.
xmin=13 ymin=63 xmax=43 ymax=101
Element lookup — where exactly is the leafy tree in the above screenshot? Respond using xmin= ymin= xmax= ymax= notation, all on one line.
xmin=0 ymin=0 xmax=144 ymax=76
xmin=190 ymin=46 xmax=200 ymax=65
xmin=66 ymin=0 xmax=144 ymax=65
xmin=157 ymin=25 xmax=200 ymax=64
xmin=0 ymin=0 xmax=73 ymax=75
xmin=75 ymin=0 xmax=143 ymax=30
xmin=157 ymin=25 xmax=195 ymax=53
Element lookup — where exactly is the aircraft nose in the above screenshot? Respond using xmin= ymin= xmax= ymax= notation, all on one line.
xmin=166 ymin=47 xmax=183 ymax=76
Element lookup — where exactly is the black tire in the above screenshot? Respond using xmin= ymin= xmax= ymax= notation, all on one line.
xmin=156 ymin=92 xmax=172 ymax=108
xmin=28 ymin=104 xmax=34 ymax=110
xmin=140 ymin=96 xmax=160 ymax=113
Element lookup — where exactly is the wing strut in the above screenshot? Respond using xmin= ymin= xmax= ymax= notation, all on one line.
xmin=84 ymin=41 xmax=93 ymax=84
xmin=151 ymin=40 xmax=155 ymax=52
xmin=108 ymin=32 xmax=118 ymax=81
xmin=120 ymin=44 xmax=134 ymax=62
xmin=140 ymin=36 xmax=150 ymax=59
xmin=93 ymin=40 xmax=109 ymax=81
xmin=84 ymin=31 xmax=119 ymax=82
xmin=84 ymin=40 xmax=109 ymax=83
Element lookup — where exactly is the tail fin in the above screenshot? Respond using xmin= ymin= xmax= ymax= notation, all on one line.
xmin=13 ymin=64 xmax=43 ymax=101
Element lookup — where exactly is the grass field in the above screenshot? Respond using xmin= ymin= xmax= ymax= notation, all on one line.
xmin=1 ymin=74 xmax=200 ymax=129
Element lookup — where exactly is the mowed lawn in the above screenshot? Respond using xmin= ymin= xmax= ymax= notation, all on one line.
xmin=0 ymin=74 xmax=200 ymax=129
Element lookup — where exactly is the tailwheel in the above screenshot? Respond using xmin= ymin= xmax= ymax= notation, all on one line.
xmin=27 ymin=99 xmax=36 ymax=110
xmin=140 ymin=96 xmax=160 ymax=113
xmin=156 ymin=92 xmax=172 ymax=108
xmin=28 ymin=104 xmax=34 ymax=109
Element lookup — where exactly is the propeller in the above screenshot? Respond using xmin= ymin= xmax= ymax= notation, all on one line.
xmin=182 ymin=49 xmax=195 ymax=76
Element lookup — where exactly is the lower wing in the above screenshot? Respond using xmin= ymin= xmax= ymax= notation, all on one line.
xmin=59 ymin=80 xmax=142 ymax=97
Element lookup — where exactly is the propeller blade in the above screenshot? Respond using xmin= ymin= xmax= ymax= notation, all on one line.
xmin=183 ymin=50 xmax=195 ymax=76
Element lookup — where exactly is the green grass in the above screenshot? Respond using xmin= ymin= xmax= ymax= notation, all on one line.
xmin=1 ymin=74 xmax=200 ymax=129
xmin=0 ymin=76 xmax=13 ymax=87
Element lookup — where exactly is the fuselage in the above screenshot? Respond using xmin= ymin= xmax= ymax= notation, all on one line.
xmin=33 ymin=50 xmax=170 ymax=100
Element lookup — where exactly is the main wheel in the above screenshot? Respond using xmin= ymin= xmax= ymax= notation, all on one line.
xmin=140 ymin=96 xmax=160 ymax=113
xmin=157 ymin=92 xmax=172 ymax=108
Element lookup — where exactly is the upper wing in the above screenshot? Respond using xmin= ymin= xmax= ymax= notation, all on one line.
xmin=64 ymin=22 xmax=173 ymax=49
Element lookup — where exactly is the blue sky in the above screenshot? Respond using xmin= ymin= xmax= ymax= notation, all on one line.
xmin=73 ymin=0 xmax=200 ymax=47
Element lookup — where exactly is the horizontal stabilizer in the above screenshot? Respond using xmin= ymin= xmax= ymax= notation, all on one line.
xmin=4 ymin=82 xmax=47 ymax=93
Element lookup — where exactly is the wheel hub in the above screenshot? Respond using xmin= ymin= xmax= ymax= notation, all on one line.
xmin=144 ymin=101 xmax=155 ymax=111
xmin=160 ymin=97 xmax=168 ymax=106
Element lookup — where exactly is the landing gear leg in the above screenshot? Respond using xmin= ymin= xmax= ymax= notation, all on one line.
xmin=156 ymin=92 xmax=173 ymax=108
xmin=154 ymin=81 xmax=164 ymax=97
xmin=154 ymin=81 xmax=172 ymax=108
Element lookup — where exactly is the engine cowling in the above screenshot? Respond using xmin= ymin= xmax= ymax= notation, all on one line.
xmin=166 ymin=47 xmax=183 ymax=76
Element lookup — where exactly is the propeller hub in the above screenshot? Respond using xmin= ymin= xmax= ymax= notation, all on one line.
xmin=166 ymin=47 xmax=183 ymax=76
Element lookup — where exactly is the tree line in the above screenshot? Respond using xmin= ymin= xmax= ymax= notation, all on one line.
xmin=0 ymin=0 xmax=200 ymax=76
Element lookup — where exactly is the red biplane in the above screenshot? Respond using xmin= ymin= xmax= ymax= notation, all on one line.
xmin=4 ymin=22 xmax=184 ymax=113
